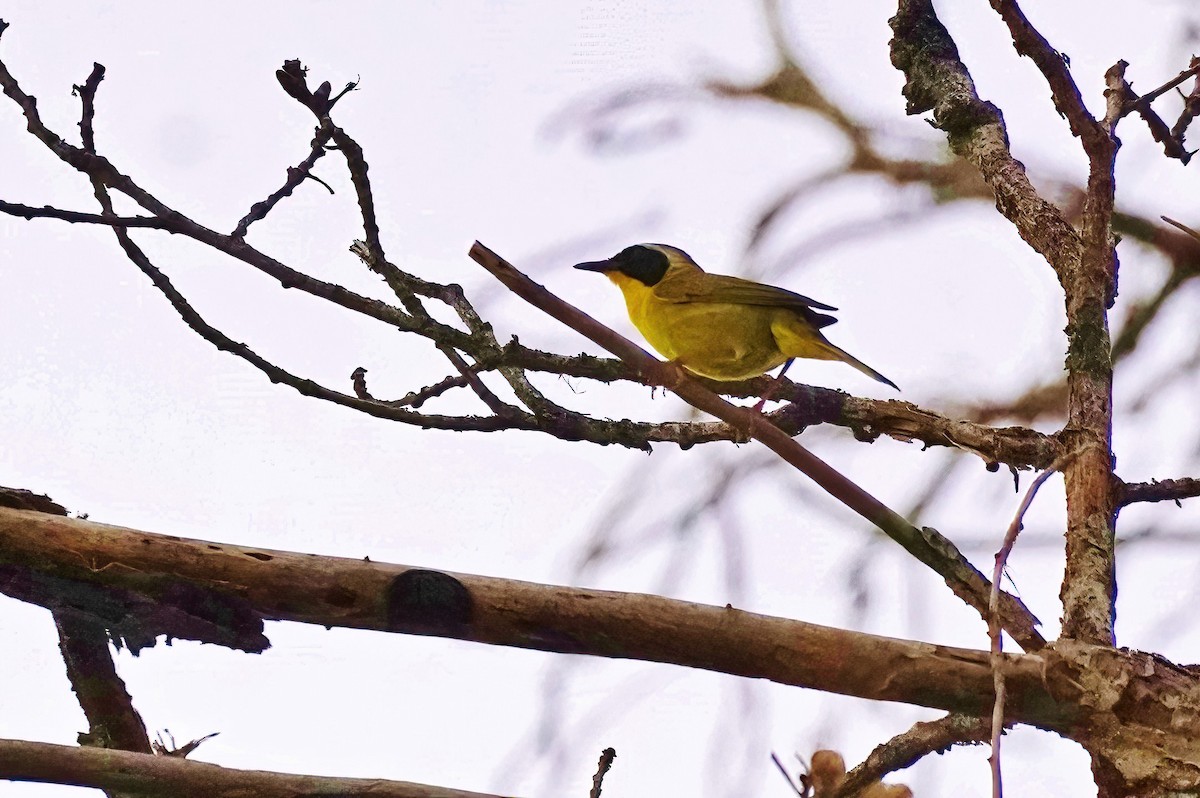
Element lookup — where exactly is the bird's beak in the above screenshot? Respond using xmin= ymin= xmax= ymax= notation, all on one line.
xmin=573 ymin=258 xmax=613 ymax=273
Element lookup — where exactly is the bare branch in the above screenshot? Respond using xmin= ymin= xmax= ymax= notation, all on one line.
xmin=53 ymin=610 xmax=152 ymax=754
xmin=352 ymin=366 xmax=474 ymax=409
xmin=0 ymin=201 xmax=170 ymax=229
xmin=1124 ymin=58 xmax=1200 ymax=162
xmin=1118 ymin=477 xmax=1200 ymax=509
xmin=469 ymin=241 xmax=1045 ymax=650
xmin=987 ymin=0 xmax=1107 ymax=148
xmin=71 ymin=62 xmax=104 ymax=152
xmin=1135 ymin=59 xmax=1200 ymax=108
xmin=892 ymin=0 xmax=1119 ymax=647
xmin=1104 ymin=60 xmax=1198 ymax=162
xmin=827 ymin=396 xmax=1061 ymax=471
xmin=0 ymin=738 xmax=508 ymax=798
xmin=988 ymin=450 xmax=1080 ymax=798
xmin=889 ymin=0 xmax=1083 ymax=286
xmin=1170 ymin=57 xmax=1200 ymax=144
xmin=0 ymin=506 xmax=1065 ymax=722
xmin=231 ymin=124 xmax=335 ymax=238
xmin=834 ymin=714 xmax=990 ymax=798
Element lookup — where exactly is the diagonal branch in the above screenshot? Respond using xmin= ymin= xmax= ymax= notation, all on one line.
xmin=888 ymin=0 xmax=1082 ymax=287
xmin=468 ymin=241 xmax=1045 ymax=650
xmin=834 ymin=714 xmax=991 ymax=798
xmin=231 ymin=123 xmax=335 ymax=238
xmin=987 ymin=0 xmax=1107 ymax=148
xmin=52 ymin=610 xmax=152 ymax=754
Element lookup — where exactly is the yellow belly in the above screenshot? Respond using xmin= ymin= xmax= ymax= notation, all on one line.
xmin=626 ymin=295 xmax=792 ymax=381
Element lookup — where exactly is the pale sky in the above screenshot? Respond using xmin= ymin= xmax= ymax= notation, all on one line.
xmin=2 ymin=2 xmax=1199 ymax=796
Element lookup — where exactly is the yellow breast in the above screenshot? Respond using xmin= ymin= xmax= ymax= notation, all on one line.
xmin=607 ymin=272 xmax=790 ymax=381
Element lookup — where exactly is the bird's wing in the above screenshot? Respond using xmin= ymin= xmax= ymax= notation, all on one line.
xmin=654 ymin=274 xmax=839 ymax=328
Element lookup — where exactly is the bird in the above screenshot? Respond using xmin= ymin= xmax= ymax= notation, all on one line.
xmin=574 ymin=244 xmax=898 ymax=398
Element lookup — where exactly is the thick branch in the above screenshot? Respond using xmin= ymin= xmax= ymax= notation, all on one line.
xmin=890 ymin=0 xmax=1118 ymax=647
xmin=8 ymin=506 xmax=1200 ymax=789
xmin=0 ymin=738 xmax=506 ymax=798
xmin=1059 ymin=100 xmax=1119 ymax=648
xmin=0 ymin=506 xmax=1064 ymax=724
xmin=888 ymin=0 xmax=1082 ymax=286
xmin=53 ymin=610 xmax=151 ymax=754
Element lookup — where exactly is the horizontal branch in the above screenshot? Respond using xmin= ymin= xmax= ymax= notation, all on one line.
xmin=8 ymin=506 xmax=1200 ymax=787
xmin=1117 ymin=477 xmax=1200 ymax=508
xmin=0 ymin=200 xmax=170 ymax=228
xmin=828 ymin=395 xmax=1060 ymax=470
xmin=0 ymin=49 xmax=1058 ymax=465
xmin=0 ymin=506 xmax=1066 ymax=725
xmin=0 ymin=738 xmax=505 ymax=798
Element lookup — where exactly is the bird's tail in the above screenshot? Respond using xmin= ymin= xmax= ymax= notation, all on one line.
xmin=818 ymin=341 xmax=899 ymax=391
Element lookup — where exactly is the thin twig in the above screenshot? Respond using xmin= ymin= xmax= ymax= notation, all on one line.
xmin=1161 ymin=216 xmax=1200 ymax=243
xmin=351 ymin=367 xmax=474 ymax=409
xmin=771 ymin=752 xmax=806 ymax=797
xmin=1135 ymin=60 xmax=1200 ymax=107
xmin=987 ymin=448 xmax=1081 ymax=798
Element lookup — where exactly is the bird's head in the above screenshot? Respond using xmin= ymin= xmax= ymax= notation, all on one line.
xmin=574 ymin=243 xmax=701 ymax=288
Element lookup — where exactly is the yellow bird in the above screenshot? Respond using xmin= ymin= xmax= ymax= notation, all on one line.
xmin=574 ymin=244 xmax=897 ymax=392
